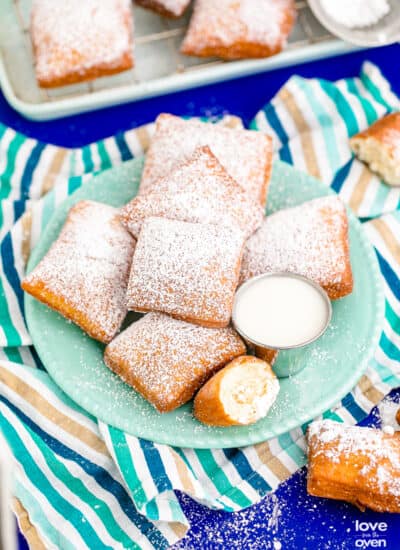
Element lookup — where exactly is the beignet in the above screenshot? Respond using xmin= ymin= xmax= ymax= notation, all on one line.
xmin=104 ymin=312 xmax=246 ymax=412
xmin=126 ymin=217 xmax=245 ymax=328
xmin=22 ymin=200 xmax=135 ymax=343
xmin=240 ymin=196 xmax=353 ymax=300
xmin=135 ymin=0 xmax=190 ymax=18
xmin=181 ymin=0 xmax=296 ymax=60
xmin=120 ymin=146 xmax=264 ymax=239
xmin=307 ymin=420 xmax=400 ymax=513
xmin=350 ymin=112 xmax=400 ymax=186
xmin=194 ymin=356 xmax=279 ymax=426
xmin=30 ymin=0 xmax=134 ymax=88
xmin=139 ymin=114 xmax=273 ymax=206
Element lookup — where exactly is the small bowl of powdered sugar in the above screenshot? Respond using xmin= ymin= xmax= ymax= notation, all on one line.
xmin=308 ymin=0 xmax=400 ymax=46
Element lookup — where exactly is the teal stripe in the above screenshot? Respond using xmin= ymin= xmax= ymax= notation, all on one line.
xmin=372 ymin=182 xmax=391 ymax=215
xmin=361 ymin=70 xmax=394 ymax=111
xmin=0 ymin=412 xmax=109 ymax=549
xmin=3 ymin=347 xmax=23 ymax=364
xmin=319 ymin=80 xmax=359 ymax=137
xmin=82 ymin=145 xmax=94 ymax=173
xmin=108 ymin=427 xmax=148 ymax=510
xmin=277 ymin=433 xmax=306 ymax=464
xmin=295 ymin=78 xmax=341 ymax=173
xmin=0 ymin=123 xmax=7 ymax=139
xmin=380 ymin=331 xmax=400 ymax=361
xmin=15 ymin=479 xmax=76 ymax=550
xmin=40 ymin=189 xmax=56 ymax=232
xmin=385 ymin=300 xmax=400 ymax=334
xmin=195 ymin=450 xmax=251 ymax=508
xmin=345 ymin=79 xmax=377 ymax=125
xmin=97 ymin=141 xmax=112 ymax=171
xmin=0 ymin=133 xmax=25 ymax=199
xmin=0 ymin=276 xmax=21 ymax=345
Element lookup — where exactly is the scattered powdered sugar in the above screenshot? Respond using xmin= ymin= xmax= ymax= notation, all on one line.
xmin=181 ymin=0 xmax=296 ymax=55
xmin=378 ymin=397 xmax=400 ymax=431
xmin=104 ymin=312 xmax=245 ymax=411
xmin=31 ymin=0 xmax=133 ymax=83
xmin=309 ymin=419 xmax=400 ymax=500
xmin=138 ymin=0 xmax=190 ymax=17
xmin=240 ymin=196 xmax=352 ymax=299
xmin=140 ymin=114 xmax=272 ymax=205
xmin=120 ymin=146 xmax=264 ymax=239
xmin=126 ymin=217 xmax=245 ymax=326
xmin=320 ymin=0 xmax=390 ymax=29
xmin=23 ymin=200 xmax=135 ymax=342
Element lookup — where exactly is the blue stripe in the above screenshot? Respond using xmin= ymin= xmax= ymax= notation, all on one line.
xmin=263 ymin=105 xmax=293 ymax=165
xmin=341 ymin=392 xmax=367 ymax=422
xmin=114 ymin=134 xmax=133 ymax=162
xmin=376 ymin=250 xmax=400 ymax=300
xmin=21 ymin=142 xmax=46 ymax=199
xmin=29 ymin=345 xmax=46 ymax=371
xmin=0 ymin=395 xmax=168 ymax=548
xmin=331 ymin=160 xmax=352 ymax=193
xmin=223 ymin=449 xmax=271 ymax=496
xmin=139 ymin=439 xmax=172 ymax=493
xmin=380 ymin=331 xmax=400 ymax=361
xmin=13 ymin=200 xmax=24 ymax=223
xmin=1 ymin=233 xmax=24 ymax=316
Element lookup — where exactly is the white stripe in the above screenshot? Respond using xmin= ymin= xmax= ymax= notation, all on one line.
xmin=1 ymin=406 xmax=89 ymax=549
xmin=123 ymin=130 xmax=145 ymax=157
xmin=382 ymin=187 xmax=400 ymax=214
xmin=356 ymin=174 xmax=381 ymax=217
xmin=352 ymin=78 xmax=387 ymax=119
xmin=0 ymin=256 xmax=30 ymax=344
xmin=362 ymin=62 xmax=400 ymax=109
xmin=338 ymin=161 xmax=363 ymax=204
xmin=241 ymin=446 xmax=282 ymax=489
xmin=336 ymin=80 xmax=368 ymax=132
xmin=268 ymin=436 xmax=302 ymax=473
xmin=0 ymin=128 xmax=16 ymax=176
xmin=8 ymin=139 xmax=37 ymax=201
xmin=211 ymin=449 xmax=260 ymax=503
xmin=89 ymin=143 xmax=101 ymax=173
xmin=103 ymin=136 xmax=123 ymax=167
xmin=28 ymin=146 xmax=56 ymax=200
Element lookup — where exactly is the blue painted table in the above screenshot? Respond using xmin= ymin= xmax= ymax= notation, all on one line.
xmin=3 ymin=43 xmax=399 ymax=550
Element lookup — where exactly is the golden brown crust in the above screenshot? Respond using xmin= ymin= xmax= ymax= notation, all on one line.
xmin=350 ymin=112 xmax=400 ymax=150
xmin=31 ymin=0 xmax=134 ymax=88
xmin=21 ymin=200 xmax=135 ymax=344
xmin=181 ymin=0 xmax=297 ymax=60
xmin=135 ymin=0 xmax=190 ymax=18
xmin=194 ymin=355 xmax=277 ymax=426
xmin=254 ymin=346 xmax=278 ymax=366
xmin=104 ymin=313 xmax=246 ymax=412
xmin=396 ymin=408 xmax=400 ymax=426
xmin=307 ymin=420 xmax=400 ymax=513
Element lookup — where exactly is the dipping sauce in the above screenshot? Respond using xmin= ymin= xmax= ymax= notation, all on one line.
xmin=233 ymin=273 xmax=331 ymax=349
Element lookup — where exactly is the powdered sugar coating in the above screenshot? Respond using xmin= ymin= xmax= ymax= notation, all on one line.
xmin=126 ymin=217 xmax=245 ymax=327
xmin=240 ymin=196 xmax=353 ymax=299
xmin=22 ymin=200 xmax=135 ymax=343
xmin=140 ymin=114 xmax=273 ymax=205
xmin=308 ymin=420 xmax=400 ymax=505
xmin=181 ymin=0 xmax=296 ymax=59
xmin=136 ymin=0 xmax=190 ymax=17
xmin=120 ymin=146 xmax=264 ymax=239
xmin=31 ymin=0 xmax=134 ymax=87
xmin=351 ymin=112 xmax=400 ymax=161
xmin=104 ymin=312 xmax=246 ymax=412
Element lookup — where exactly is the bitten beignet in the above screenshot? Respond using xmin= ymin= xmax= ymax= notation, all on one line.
xmin=307 ymin=420 xmax=400 ymax=513
xmin=350 ymin=112 xmax=400 ymax=186
xmin=135 ymin=0 xmax=190 ymax=18
xmin=194 ymin=356 xmax=279 ymax=426
xmin=126 ymin=217 xmax=245 ymax=327
xmin=22 ymin=200 xmax=135 ymax=343
xmin=30 ymin=0 xmax=134 ymax=88
xmin=240 ymin=196 xmax=353 ymax=300
xmin=120 ymin=146 xmax=264 ymax=239
xmin=139 ymin=114 xmax=273 ymax=206
xmin=181 ymin=0 xmax=296 ymax=60
xmin=104 ymin=312 xmax=246 ymax=412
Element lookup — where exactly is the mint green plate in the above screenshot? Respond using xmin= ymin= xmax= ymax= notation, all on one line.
xmin=25 ymin=158 xmax=384 ymax=448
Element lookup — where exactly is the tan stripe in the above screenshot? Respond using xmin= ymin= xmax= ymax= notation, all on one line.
xmin=371 ymin=218 xmax=400 ymax=266
xmin=169 ymin=522 xmax=188 ymax=539
xmin=348 ymin=166 xmax=373 ymax=214
xmin=135 ymin=126 xmax=152 ymax=154
xmin=219 ymin=115 xmax=243 ymax=129
xmin=278 ymin=88 xmax=321 ymax=180
xmin=170 ymin=449 xmax=196 ymax=494
xmin=20 ymin=211 xmax=32 ymax=267
xmin=0 ymin=366 xmax=108 ymax=456
xmin=253 ymin=441 xmax=291 ymax=482
xmin=13 ymin=498 xmax=46 ymax=550
xmin=41 ymin=148 xmax=68 ymax=196
xmin=357 ymin=374 xmax=385 ymax=405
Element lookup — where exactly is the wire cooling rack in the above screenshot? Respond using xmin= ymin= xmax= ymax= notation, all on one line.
xmin=0 ymin=0 xmax=363 ymax=120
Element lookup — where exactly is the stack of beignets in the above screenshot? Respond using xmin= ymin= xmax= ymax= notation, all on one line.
xmin=22 ymin=114 xmax=353 ymax=423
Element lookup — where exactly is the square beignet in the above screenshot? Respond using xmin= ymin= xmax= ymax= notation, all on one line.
xmin=181 ymin=0 xmax=296 ymax=60
xmin=30 ymin=0 xmax=134 ymax=88
xmin=240 ymin=196 xmax=353 ymax=300
xmin=139 ymin=114 xmax=273 ymax=206
xmin=135 ymin=0 xmax=191 ymax=18
xmin=120 ymin=146 xmax=264 ymax=239
xmin=126 ymin=217 xmax=245 ymax=327
xmin=104 ymin=312 xmax=246 ymax=412
xmin=350 ymin=112 xmax=400 ymax=186
xmin=22 ymin=200 xmax=135 ymax=343
xmin=307 ymin=420 xmax=400 ymax=513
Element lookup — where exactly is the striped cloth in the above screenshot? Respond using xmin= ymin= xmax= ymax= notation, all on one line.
xmin=0 ymin=61 xmax=399 ymax=549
